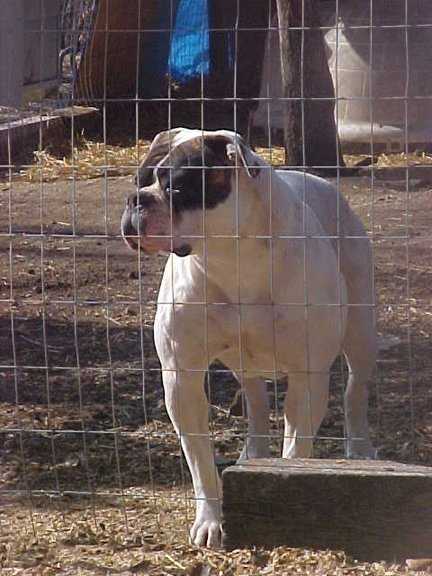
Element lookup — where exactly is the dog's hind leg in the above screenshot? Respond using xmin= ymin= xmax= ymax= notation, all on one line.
xmin=343 ymin=305 xmax=377 ymax=459
xmin=162 ymin=368 xmax=222 ymax=548
xmin=235 ymin=376 xmax=271 ymax=461
xmin=282 ymin=371 xmax=329 ymax=458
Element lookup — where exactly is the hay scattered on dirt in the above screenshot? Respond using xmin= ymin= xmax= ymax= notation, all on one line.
xmin=15 ymin=139 xmax=151 ymax=183
xmin=377 ymin=151 xmax=432 ymax=167
xmin=2 ymin=142 xmax=432 ymax=575
xmin=344 ymin=151 xmax=432 ymax=169
xmin=0 ymin=491 xmax=412 ymax=576
xmin=12 ymin=137 xmax=432 ymax=184
xmin=254 ymin=146 xmax=286 ymax=166
xmin=15 ymin=140 xmax=290 ymax=184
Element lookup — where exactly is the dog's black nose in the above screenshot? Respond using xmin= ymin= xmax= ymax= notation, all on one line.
xmin=121 ymin=207 xmax=137 ymax=237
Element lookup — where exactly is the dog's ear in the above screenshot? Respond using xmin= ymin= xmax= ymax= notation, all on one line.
xmin=136 ymin=128 xmax=185 ymax=188
xmin=205 ymin=132 xmax=261 ymax=179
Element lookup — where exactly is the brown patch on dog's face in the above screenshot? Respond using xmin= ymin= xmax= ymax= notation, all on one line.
xmin=208 ymin=168 xmax=230 ymax=189
xmin=155 ymin=137 xmax=233 ymax=214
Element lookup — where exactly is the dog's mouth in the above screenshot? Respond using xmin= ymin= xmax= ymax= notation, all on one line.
xmin=123 ymin=232 xmax=174 ymax=255
xmin=174 ymin=243 xmax=192 ymax=257
xmin=122 ymin=222 xmax=191 ymax=257
xmin=123 ymin=234 xmax=139 ymax=251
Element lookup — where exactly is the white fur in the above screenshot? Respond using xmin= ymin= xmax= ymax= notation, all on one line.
xmin=133 ymin=129 xmax=376 ymax=548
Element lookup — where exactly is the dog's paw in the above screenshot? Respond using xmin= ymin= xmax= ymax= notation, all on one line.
xmin=190 ymin=502 xmax=222 ymax=548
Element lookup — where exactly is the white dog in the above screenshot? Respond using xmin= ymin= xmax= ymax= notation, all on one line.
xmin=121 ymin=128 xmax=376 ymax=548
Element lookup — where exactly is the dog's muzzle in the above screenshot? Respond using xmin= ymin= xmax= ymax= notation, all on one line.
xmin=121 ymin=190 xmax=159 ymax=251
xmin=121 ymin=205 xmax=142 ymax=250
xmin=121 ymin=191 xmax=191 ymax=257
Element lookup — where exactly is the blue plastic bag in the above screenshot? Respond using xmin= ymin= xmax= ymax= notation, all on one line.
xmin=169 ymin=0 xmax=210 ymax=81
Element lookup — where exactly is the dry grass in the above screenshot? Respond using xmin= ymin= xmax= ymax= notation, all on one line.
xmin=8 ymin=140 xmax=288 ymax=184
xmin=0 ymin=491 xmax=415 ymax=576
xmin=344 ymin=151 xmax=432 ymax=169
xmin=14 ymin=139 xmax=290 ymax=184
xmin=9 ymin=136 xmax=432 ymax=184
xmin=14 ymin=139 xmax=151 ymax=183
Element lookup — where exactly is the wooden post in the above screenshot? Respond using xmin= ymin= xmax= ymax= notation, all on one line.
xmin=222 ymin=458 xmax=432 ymax=560
xmin=276 ymin=0 xmax=302 ymax=166
xmin=275 ymin=0 xmax=343 ymax=169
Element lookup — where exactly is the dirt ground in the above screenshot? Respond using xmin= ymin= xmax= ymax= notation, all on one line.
xmin=0 ymin=166 xmax=432 ymax=574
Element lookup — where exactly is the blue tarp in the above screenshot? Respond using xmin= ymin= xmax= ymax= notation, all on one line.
xmin=169 ymin=0 xmax=210 ymax=81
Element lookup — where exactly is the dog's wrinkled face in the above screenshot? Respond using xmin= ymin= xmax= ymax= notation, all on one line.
xmin=121 ymin=129 xmax=259 ymax=257
xmin=156 ymin=138 xmax=232 ymax=214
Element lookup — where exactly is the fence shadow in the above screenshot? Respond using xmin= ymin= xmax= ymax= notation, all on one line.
xmin=0 ymin=314 xmax=241 ymax=493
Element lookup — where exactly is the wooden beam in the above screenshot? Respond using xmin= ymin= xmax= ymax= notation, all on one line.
xmin=276 ymin=0 xmax=301 ymax=166
xmin=275 ymin=0 xmax=343 ymax=169
xmin=222 ymin=458 xmax=432 ymax=560
xmin=0 ymin=106 xmax=97 ymax=165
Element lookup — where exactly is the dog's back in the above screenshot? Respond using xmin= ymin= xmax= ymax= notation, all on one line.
xmin=276 ymin=170 xmax=373 ymax=308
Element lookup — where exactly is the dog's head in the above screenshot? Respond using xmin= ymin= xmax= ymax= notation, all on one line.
xmin=121 ymin=128 xmax=261 ymax=257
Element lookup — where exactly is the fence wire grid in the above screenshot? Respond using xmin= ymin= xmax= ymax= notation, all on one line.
xmin=1 ymin=0 xmax=432 ymax=573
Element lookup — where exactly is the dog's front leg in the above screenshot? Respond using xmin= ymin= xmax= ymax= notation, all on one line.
xmin=162 ymin=368 xmax=222 ymax=548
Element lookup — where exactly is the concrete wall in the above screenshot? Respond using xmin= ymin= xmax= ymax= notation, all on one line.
xmin=23 ymin=0 xmax=61 ymax=90
xmin=254 ymin=0 xmax=432 ymax=152
xmin=0 ymin=1 xmax=24 ymax=108
xmin=0 ymin=0 xmax=61 ymax=109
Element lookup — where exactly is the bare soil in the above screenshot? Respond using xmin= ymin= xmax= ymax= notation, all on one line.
xmin=0 ymin=169 xmax=431 ymax=574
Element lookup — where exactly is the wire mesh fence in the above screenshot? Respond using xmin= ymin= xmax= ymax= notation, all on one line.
xmin=1 ymin=0 xmax=432 ymax=572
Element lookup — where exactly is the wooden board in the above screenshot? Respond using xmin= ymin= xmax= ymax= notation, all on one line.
xmin=0 ymin=106 xmax=97 ymax=165
xmin=222 ymin=458 xmax=432 ymax=561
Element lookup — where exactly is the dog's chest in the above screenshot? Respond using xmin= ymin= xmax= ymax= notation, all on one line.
xmin=205 ymin=303 xmax=309 ymax=373
xmin=158 ymin=248 xmax=345 ymax=373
